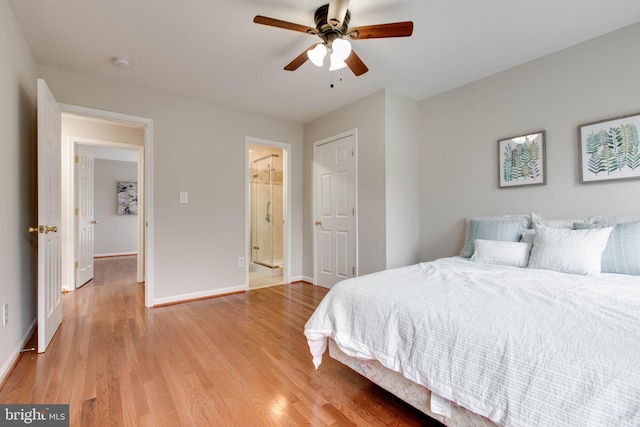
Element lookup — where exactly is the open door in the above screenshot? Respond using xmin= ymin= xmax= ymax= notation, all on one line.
xmin=33 ymin=79 xmax=63 ymax=353
xmin=75 ymin=145 xmax=95 ymax=287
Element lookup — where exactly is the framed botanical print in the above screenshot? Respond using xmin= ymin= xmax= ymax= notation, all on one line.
xmin=498 ymin=131 xmax=546 ymax=188
xmin=579 ymin=112 xmax=640 ymax=183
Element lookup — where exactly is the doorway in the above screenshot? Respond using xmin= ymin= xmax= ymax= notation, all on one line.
xmin=64 ymin=114 xmax=144 ymax=290
xmin=74 ymin=140 xmax=140 ymax=288
xmin=246 ymin=139 xmax=290 ymax=290
xmin=59 ymin=104 xmax=154 ymax=307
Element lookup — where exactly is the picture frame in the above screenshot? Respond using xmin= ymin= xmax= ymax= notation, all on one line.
xmin=117 ymin=181 xmax=138 ymax=215
xmin=579 ymin=112 xmax=640 ymax=183
xmin=498 ymin=131 xmax=546 ymax=188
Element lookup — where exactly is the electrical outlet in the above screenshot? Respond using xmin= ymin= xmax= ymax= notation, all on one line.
xmin=238 ymin=257 xmax=245 ymax=268
xmin=2 ymin=303 xmax=7 ymax=328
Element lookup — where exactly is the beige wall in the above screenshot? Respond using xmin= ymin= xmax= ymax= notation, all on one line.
xmin=63 ymin=116 xmax=145 ymax=146
xmin=304 ymin=91 xmax=387 ymax=278
xmin=418 ymin=22 xmax=640 ymax=262
xmin=94 ymin=159 xmax=138 ymax=256
xmin=0 ymin=0 xmax=37 ymax=381
xmin=37 ymin=65 xmax=303 ymax=303
xmin=303 ymin=89 xmax=420 ymax=278
xmin=385 ymin=91 xmax=419 ymax=269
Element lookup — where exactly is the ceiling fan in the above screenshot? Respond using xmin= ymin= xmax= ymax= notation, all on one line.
xmin=253 ymin=0 xmax=413 ymax=76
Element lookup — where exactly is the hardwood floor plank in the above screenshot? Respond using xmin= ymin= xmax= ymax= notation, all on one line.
xmin=0 ymin=255 xmax=442 ymax=426
xmin=92 ymin=317 xmax=110 ymax=426
xmin=118 ymin=365 xmax=139 ymax=427
xmin=80 ymin=397 xmax=96 ymax=426
xmin=142 ymin=380 xmax=181 ymax=427
xmin=107 ymin=335 xmax=125 ymax=426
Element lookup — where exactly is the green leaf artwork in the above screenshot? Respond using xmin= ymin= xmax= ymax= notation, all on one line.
xmin=586 ymin=123 xmax=639 ymax=176
xmin=499 ymin=131 xmax=545 ymax=188
xmin=580 ymin=113 xmax=640 ymax=183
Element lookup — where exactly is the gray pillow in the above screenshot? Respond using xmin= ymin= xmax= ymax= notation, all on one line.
xmin=596 ymin=216 xmax=640 ymax=226
xmin=573 ymin=222 xmax=640 ymax=275
xmin=460 ymin=217 xmax=528 ymax=258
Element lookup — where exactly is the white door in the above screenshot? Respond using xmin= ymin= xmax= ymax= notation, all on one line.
xmin=75 ymin=145 xmax=95 ymax=287
xmin=314 ymin=134 xmax=357 ymax=288
xmin=35 ymin=79 xmax=62 ymax=353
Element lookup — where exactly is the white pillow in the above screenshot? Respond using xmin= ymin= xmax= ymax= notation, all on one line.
xmin=460 ymin=215 xmax=530 ymax=258
xmin=471 ymin=239 xmax=532 ymax=267
xmin=527 ymin=226 xmax=613 ymax=275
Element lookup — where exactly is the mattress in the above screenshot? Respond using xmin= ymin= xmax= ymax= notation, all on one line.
xmin=304 ymin=257 xmax=640 ymax=427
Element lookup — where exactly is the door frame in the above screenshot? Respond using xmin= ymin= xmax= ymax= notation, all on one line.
xmin=72 ymin=137 xmax=142 ymax=288
xmin=244 ymin=137 xmax=292 ymax=289
xmin=60 ymin=103 xmax=155 ymax=308
xmin=312 ymin=129 xmax=359 ymax=286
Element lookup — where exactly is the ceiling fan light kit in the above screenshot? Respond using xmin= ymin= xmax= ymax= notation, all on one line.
xmin=308 ymin=44 xmax=327 ymax=67
xmin=329 ymin=55 xmax=347 ymax=71
xmin=308 ymin=37 xmax=352 ymax=70
xmin=253 ymin=0 xmax=413 ymax=77
xmin=332 ymin=38 xmax=352 ymax=60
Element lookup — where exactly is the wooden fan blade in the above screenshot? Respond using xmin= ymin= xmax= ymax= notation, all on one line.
xmin=254 ymin=16 xmax=316 ymax=35
xmin=348 ymin=21 xmax=413 ymax=39
xmin=345 ymin=49 xmax=368 ymax=76
xmin=327 ymin=0 xmax=350 ymax=28
xmin=284 ymin=44 xmax=318 ymax=71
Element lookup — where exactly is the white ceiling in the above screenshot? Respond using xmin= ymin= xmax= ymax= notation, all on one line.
xmin=9 ymin=0 xmax=640 ymax=124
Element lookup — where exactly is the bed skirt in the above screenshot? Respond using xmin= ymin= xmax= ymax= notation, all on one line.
xmin=328 ymin=339 xmax=496 ymax=427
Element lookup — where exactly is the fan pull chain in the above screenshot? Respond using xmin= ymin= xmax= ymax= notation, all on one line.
xmin=330 ymin=72 xmax=344 ymax=89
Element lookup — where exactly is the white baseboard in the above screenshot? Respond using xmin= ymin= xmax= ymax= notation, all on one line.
xmin=301 ymin=275 xmax=315 ymax=284
xmin=0 ymin=318 xmax=36 ymax=385
xmin=288 ymin=275 xmax=303 ymax=283
xmin=152 ymin=285 xmax=245 ymax=306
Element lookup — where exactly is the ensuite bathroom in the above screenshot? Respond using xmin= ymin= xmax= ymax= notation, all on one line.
xmin=248 ymin=144 xmax=284 ymax=289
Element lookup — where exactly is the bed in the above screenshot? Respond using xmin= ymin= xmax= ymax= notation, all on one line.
xmin=304 ymin=213 xmax=640 ymax=427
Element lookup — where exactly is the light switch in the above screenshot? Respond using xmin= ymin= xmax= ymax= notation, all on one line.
xmin=180 ymin=192 xmax=188 ymax=204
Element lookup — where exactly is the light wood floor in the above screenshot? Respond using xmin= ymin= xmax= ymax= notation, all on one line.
xmin=0 ymin=256 xmax=441 ymax=426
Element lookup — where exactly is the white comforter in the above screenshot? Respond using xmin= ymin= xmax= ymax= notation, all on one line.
xmin=304 ymin=257 xmax=640 ymax=427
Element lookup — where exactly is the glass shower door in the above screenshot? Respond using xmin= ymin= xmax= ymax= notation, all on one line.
xmin=252 ymin=156 xmax=274 ymax=268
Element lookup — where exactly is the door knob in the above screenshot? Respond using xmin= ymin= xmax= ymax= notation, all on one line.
xmin=28 ymin=226 xmax=42 ymax=233
xmin=91 ymin=220 xmax=98 ymax=225
xmin=315 ymin=221 xmax=322 ymax=226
